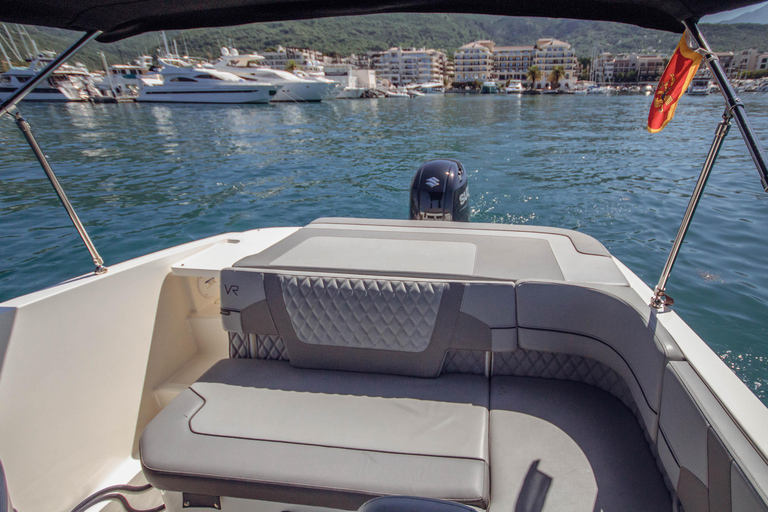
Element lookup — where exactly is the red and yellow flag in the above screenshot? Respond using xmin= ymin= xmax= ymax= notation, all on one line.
xmin=647 ymin=32 xmax=702 ymax=133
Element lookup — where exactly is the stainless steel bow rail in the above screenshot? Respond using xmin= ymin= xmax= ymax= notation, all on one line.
xmin=651 ymin=21 xmax=768 ymax=308
xmin=0 ymin=31 xmax=107 ymax=275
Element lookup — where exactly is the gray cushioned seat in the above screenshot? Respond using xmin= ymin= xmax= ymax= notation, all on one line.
xmin=141 ymin=359 xmax=491 ymax=510
xmin=489 ymin=376 xmax=671 ymax=512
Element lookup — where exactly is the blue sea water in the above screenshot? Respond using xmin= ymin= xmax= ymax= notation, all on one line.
xmin=1 ymin=93 xmax=767 ymax=403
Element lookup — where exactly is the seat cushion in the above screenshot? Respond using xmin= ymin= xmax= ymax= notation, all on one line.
xmin=141 ymin=359 xmax=490 ymax=510
xmin=489 ymin=376 xmax=671 ymax=512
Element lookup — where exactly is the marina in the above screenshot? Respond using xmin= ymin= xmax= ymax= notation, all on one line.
xmin=2 ymin=1 xmax=768 ymax=510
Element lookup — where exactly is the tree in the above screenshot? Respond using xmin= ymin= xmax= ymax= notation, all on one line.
xmin=548 ymin=65 xmax=565 ymax=89
xmin=285 ymin=60 xmax=301 ymax=72
xmin=526 ymin=66 xmax=541 ymax=89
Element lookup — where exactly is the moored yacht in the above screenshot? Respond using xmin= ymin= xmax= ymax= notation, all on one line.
xmin=2 ymin=1 xmax=768 ymax=512
xmin=417 ymin=81 xmax=445 ymax=94
xmin=96 ymin=55 xmax=156 ymax=96
xmin=505 ymin=80 xmax=525 ymax=94
xmin=480 ymin=81 xmax=498 ymax=93
xmin=688 ymin=78 xmax=711 ymax=95
xmin=0 ymin=52 xmax=91 ymax=102
xmin=210 ymin=48 xmax=337 ymax=102
xmin=138 ymin=57 xmax=280 ymax=103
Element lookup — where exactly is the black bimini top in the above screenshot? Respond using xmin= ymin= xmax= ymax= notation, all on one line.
xmin=0 ymin=0 xmax=764 ymax=43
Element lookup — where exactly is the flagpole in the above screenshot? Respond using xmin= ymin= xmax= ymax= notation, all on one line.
xmin=683 ymin=20 xmax=768 ymax=192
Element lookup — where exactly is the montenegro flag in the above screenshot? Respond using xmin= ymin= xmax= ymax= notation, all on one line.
xmin=647 ymin=32 xmax=703 ymax=133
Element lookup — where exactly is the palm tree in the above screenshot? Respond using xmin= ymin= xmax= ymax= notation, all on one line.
xmin=526 ymin=66 xmax=541 ymax=89
xmin=548 ymin=66 xmax=566 ymax=89
xmin=284 ymin=60 xmax=301 ymax=73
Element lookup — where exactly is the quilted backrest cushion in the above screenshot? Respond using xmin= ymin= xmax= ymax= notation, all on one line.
xmin=220 ymin=269 xmax=515 ymax=377
xmin=279 ymin=275 xmax=445 ymax=353
xmin=266 ymin=273 xmax=464 ymax=377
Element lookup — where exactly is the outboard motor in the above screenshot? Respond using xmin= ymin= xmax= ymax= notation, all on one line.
xmin=409 ymin=159 xmax=469 ymax=222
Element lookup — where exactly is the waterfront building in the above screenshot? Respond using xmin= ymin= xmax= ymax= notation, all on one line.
xmin=258 ymin=46 xmax=330 ymax=72
xmin=730 ymin=48 xmax=768 ymax=75
xmin=454 ymin=38 xmax=578 ymax=89
xmin=758 ymin=53 xmax=768 ymax=71
xmin=734 ymin=48 xmax=761 ymax=75
xmin=453 ymin=41 xmax=494 ymax=85
xmin=531 ymin=38 xmax=578 ymax=89
xmin=372 ymin=47 xmax=448 ymax=86
xmin=592 ymin=52 xmax=616 ymax=83
xmin=611 ymin=53 xmax=666 ymax=82
xmin=492 ymin=45 xmax=535 ymax=83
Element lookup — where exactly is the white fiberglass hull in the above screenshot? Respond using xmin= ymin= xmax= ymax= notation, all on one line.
xmin=2 ymin=220 xmax=768 ymax=512
xmin=272 ymin=81 xmax=336 ymax=102
xmin=138 ymin=85 xmax=277 ymax=104
xmin=0 ymin=86 xmax=84 ymax=102
xmin=336 ymin=87 xmax=365 ymax=99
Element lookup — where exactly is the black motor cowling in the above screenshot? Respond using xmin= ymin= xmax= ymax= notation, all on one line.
xmin=409 ymin=159 xmax=469 ymax=222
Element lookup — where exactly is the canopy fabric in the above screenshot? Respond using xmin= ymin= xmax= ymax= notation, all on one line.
xmin=0 ymin=0 xmax=764 ymax=42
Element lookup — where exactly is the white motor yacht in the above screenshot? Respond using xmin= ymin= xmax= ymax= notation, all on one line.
xmin=688 ymin=78 xmax=711 ymax=95
xmin=505 ymin=80 xmax=525 ymax=94
xmin=417 ymin=82 xmax=445 ymax=94
xmin=0 ymin=52 xmax=91 ymax=102
xmin=324 ymin=65 xmax=367 ymax=99
xmin=137 ymin=58 xmax=279 ymax=103
xmin=96 ymin=56 xmax=156 ymax=96
xmin=210 ymin=48 xmax=337 ymax=102
xmin=2 ymin=2 xmax=768 ymax=512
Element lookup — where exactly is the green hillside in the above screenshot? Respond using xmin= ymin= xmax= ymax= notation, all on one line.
xmin=2 ymin=15 xmax=768 ymax=71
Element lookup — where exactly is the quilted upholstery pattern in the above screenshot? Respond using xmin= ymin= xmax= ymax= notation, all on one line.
xmin=253 ymin=334 xmax=289 ymax=360
xmin=442 ymin=349 xmax=486 ymax=375
xmin=494 ymin=349 xmax=638 ymax=415
xmin=229 ymin=332 xmax=250 ymax=359
xmin=280 ymin=275 xmax=446 ymax=352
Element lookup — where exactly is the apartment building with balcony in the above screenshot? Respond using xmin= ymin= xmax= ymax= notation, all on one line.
xmin=611 ymin=53 xmax=666 ymax=81
xmin=732 ymin=48 xmax=768 ymax=75
xmin=492 ymin=45 xmax=535 ymax=82
xmin=453 ymin=41 xmax=494 ymax=84
xmin=531 ymin=38 xmax=578 ymax=88
xmin=371 ymin=47 xmax=448 ymax=86
xmin=454 ymin=38 xmax=578 ymax=88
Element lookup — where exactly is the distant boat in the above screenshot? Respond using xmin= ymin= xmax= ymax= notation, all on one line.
xmin=417 ymin=82 xmax=445 ymax=94
xmin=96 ymin=56 xmax=157 ymax=97
xmin=210 ymin=48 xmax=337 ymax=102
xmin=688 ymin=79 xmax=711 ymax=95
xmin=505 ymin=81 xmax=524 ymax=94
xmin=137 ymin=58 xmax=280 ymax=103
xmin=386 ymin=88 xmax=411 ymax=98
xmin=0 ymin=52 xmax=91 ymax=102
xmin=480 ymin=81 xmax=498 ymax=94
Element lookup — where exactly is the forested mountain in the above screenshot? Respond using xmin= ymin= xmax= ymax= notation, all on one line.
xmin=3 ymin=15 xmax=768 ymax=71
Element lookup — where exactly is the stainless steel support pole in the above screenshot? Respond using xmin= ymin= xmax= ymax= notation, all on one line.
xmin=684 ymin=20 xmax=768 ymax=192
xmin=651 ymin=111 xmax=732 ymax=308
xmin=0 ymin=31 xmax=100 ymax=119
xmin=14 ymin=113 xmax=107 ymax=274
